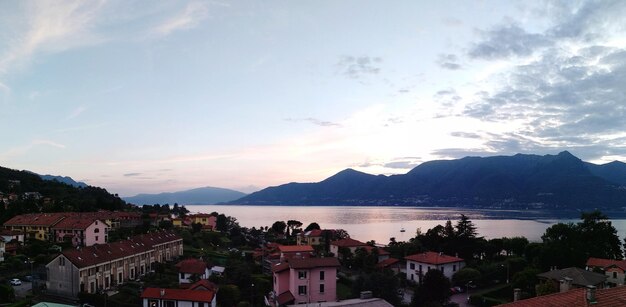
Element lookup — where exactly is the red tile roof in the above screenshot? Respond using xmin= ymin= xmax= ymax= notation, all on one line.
xmin=586 ymin=257 xmax=626 ymax=271
xmin=500 ymin=286 xmax=626 ymax=306
xmin=272 ymin=262 xmax=290 ymax=273
xmin=278 ymin=245 xmax=314 ymax=253
xmin=187 ymin=279 xmax=217 ymax=291
xmin=405 ymin=252 xmax=464 ymax=265
xmin=141 ymin=287 xmax=216 ymax=303
xmin=176 ymin=258 xmax=208 ymax=274
xmin=377 ymin=257 xmax=401 ymax=268
xmin=276 ymin=291 xmax=295 ymax=305
xmin=331 ymin=238 xmax=367 ymax=248
xmin=288 ymin=257 xmax=340 ymax=269
xmin=362 ymin=246 xmax=390 ymax=255
xmin=3 ymin=213 xmax=66 ymax=227
xmin=51 ymin=216 xmax=106 ymax=230
xmin=61 ymin=231 xmax=181 ymax=268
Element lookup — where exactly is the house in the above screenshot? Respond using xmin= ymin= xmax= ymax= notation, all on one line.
xmin=288 ymin=297 xmax=394 ymax=307
xmin=3 ymin=213 xmax=67 ymax=240
xmin=0 ymin=229 xmax=24 ymax=243
xmin=271 ymin=257 xmax=340 ymax=306
xmin=537 ymin=267 xmax=606 ymax=291
xmin=0 ymin=237 xmax=5 ymax=262
xmin=189 ymin=214 xmax=217 ymax=231
xmin=329 ymin=238 xmax=367 ymax=258
xmin=46 ymin=231 xmax=183 ymax=298
xmin=278 ymin=245 xmax=314 ymax=261
xmin=210 ymin=266 xmax=225 ymax=277
xmin=297 ymin=229 xmax=325 ymax=246
xmin=586 ymin=257 xmax=626 ymax=286
xmin=500 ymin=284 xmax=626 ymax=306
xmin=360 ymin=245 xmax=391 ymax=263
xmin=176 ymin=258 xmax=211 ymax=285
xmin=52 ymin=216 xmax=109 ymax=247
xmin=141 ymin=279 xmax=217 ymax=307
xmin=405 ymin=252 xmax=465 ymax=283
xmin=376 ymin=257 xmax=404 ymax=274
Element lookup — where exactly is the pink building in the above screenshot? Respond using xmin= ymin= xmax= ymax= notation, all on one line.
xmin=271 ymin=257 xmax=340 ymax=306
xmin=52 ymin=216 xmax=109 ymax=247
xmin=277 ymin=245 xmax=314 ymax=261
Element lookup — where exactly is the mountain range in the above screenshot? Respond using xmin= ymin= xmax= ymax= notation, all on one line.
xmin=232 ymin=151 xmax=626 ymax=209
xmin=123 ymin=186 xmax=247 ymax=205
xmin=38 ymin=174 xmax=88 ymax=188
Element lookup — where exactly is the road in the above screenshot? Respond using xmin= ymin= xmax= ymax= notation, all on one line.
xmin=12 ymin=281 xmax=32 ymax=298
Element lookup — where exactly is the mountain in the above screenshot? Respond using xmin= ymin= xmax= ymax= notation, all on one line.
xmin=233 ymin=151 xmax=626 ymax=209
xmin=123 ymin=186 xmax=247 ymax=205
xmin=39 ymin=174 xmax=88 ymax=188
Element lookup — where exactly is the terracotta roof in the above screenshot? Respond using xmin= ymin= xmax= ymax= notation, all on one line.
xmin=377 ymin=257 xmax=400 ymax=268
xmin=301 ymin=229 xmax=324 ymax=237
xmin=587 ymin=257 xmax=626 ymax=271
xmin=3 ymin=213 xmax=66 ymax=227
xmin=141 ymin=287 xmax=216 ymax=303
xmin=276 ymin=291 xmax=295 ymax=305
xmin=405 ymin=252 xmax=464 ymax=265
xmin=52 ymin=216 xmax=106 ymax=230
xmin=537 ymin=267 xmax=606 ymax=287
xmin=272 ymin=262 xmax=290 ymax=273
xmin=187 ymin=279 xmax=217 ymax=291
xmin=499 ymin=286 xmax=626 ymax=306
xmin=278 ymin=245 xmax=314 ymax=253
xmin=288 ymin=257 xmax=341 ymax=269
xmin=60 ymin=231 xmax=181 ymax=268
xmin=331 ymin=238 xmax=367 ymax=248
xmin=176 ymin=258 xmax=208 ymax=274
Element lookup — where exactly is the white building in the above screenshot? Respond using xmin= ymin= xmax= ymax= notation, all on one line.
xmin=405 ymin=252 xmax=465 ymax=284
xmin=142 ymin=280 xmax=217 ymax=307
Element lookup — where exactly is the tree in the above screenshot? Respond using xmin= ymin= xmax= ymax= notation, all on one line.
xmin=217 ymin=285 xmax=241 ymax=307
xmin=287 ymin=220 xmax=303 ymax=236
xmin=512 ymin=267 xmax=540 ymax=295
xmin=304 ymin=222 xmax=321 ymax=232
xmin=216 ymin=214 xmax=228 ymax=232
xmin=455 ymin=214 xmax=477 ymax=239
xmin=452 ymin=267 xmax=481 ymax=285
xmin=352 ymin=269 xmax=401 ymax=306
xmin=444 ymin=220 xmax=456 ymax=238
xmin=412 ymin=269 xmax=451 ymax=306
xmin=271 ymin=221 xmax=287 ymax=235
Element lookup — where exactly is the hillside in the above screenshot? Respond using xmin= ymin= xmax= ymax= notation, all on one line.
xmin=123 ymin=186 xmax=247 ymax=205
xmin=233 ymin=151 xmax=626 ymax=209
xmin=0 ymin=166 xmax=128 ymax=224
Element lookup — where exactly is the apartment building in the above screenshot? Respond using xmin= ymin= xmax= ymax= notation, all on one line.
xmin=271 ymin=257 xmax=340 ymax=306
xmin=46 ymin=231 xmax=183 ymax=298
xmin=52 ymin=216 xmax=109 ymax=247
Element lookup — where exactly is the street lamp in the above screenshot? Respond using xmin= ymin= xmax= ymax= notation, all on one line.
xmin=501 ymin=263 xmax=510 ymax=284
xmin=466 ymin=281 xmax=473 ymax=303
xmin=250 ymin=283 xmax=255 ymax=307
xmin=25 ymin=258 xmax=34 ymax=293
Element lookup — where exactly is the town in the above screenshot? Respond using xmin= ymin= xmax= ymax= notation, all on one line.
xmin=2 ymin=190 xmax=626 ymax=307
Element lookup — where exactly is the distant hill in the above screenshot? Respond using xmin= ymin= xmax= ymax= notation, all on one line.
xmin=233 ymin=151 xmax=626 ymax=209
xmin=38 ymin=174 xmax=88 ymax=188
xmin=123 ymin=186 xmax=247 ymax=205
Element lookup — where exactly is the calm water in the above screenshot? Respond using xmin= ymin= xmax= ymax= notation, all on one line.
xmin=188 ymin=205 xmax=626 ymax=244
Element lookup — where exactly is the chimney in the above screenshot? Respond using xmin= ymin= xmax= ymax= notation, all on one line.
xmin=586 ymin=285 xmax=597 ymax=303
xmin=160 ymin=289 xmax=165 ymax=297
xmin=513 ymin=288 xmax=521 ymax=302
xmin=559 ymin=277 xmax=573 ymax=293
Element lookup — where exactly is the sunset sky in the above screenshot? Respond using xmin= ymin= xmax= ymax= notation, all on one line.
xmin=1 ymin=1 xmax=626 ymax=196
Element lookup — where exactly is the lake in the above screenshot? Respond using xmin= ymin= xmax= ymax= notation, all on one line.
xmin=188 ymin=205 xmax=626 ymax=243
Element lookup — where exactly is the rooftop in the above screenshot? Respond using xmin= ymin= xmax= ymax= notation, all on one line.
xmin=537 ymin=267 xmax=606 ymax=287
xmin=141 ymin=287 xmax=216 ymax=303
xmin=500 ymin=285 xmax=626 ymax=306
xmin=176 ymin=258 xmax=208 ymax=274
xmin=278 ymin=245 xmax=314 ymax=253
xmin=330 ymin=238 xmax=367 ymax=248
xmin=586 ymin=257 xmax=626 ymax=271
xmin=405 ymin=252 xmax=464 ymax=265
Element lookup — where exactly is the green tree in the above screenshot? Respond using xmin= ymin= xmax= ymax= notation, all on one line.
xmin=287 ymin=220 xmax=303 ymax=236
xmin=452 ymin=267 xmax=481 ymax=285
xmin=304 ymin=222 xmax=321 ymax=232
xmin=455 ymin=214 xmax=477 ymax=239
xmin=412 ymin=269 xmax=451 ymax=306
xmin=217 ymin=284 xmax=241 ymax=307
xmin=512 ymin=267 xmax=540 ymax=295
xmin=271 ymin=221 xmax=287 ymax=235
xmin=352 ymin=269 xmax=401 ymax=306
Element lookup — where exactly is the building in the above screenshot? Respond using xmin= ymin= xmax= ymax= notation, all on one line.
xmin=285 ymin=297 xmax=394 ymax=307
xmin=141 ymin=279 xmax=217 ymax=307
xmin=586 ymin=257 xmax=626 ymax=286
xmin=329 ymin=238 xmax=367 ymax=258
xmin=3 ymin=213 xmax=66 ymax=240
xmin=376 ymin=258 xmax=404 ymax=274
xmin=176 ymin=258 xmax=211 ymax=285
xmin=278 ymin=245 xmax=315 ymax=261
xmin=537 ymin=267 xmax=606 ymax=291
xmin=271 ymin=257 xmax=340 ymax=306
xmin=46 ymin=231 xmax=183 ymax=298
xmin=297 ymin=229 xmax=325 ymax=246
xmin=189 ymin=214 xmax=217 ymax=231
xmin=405 ymin=252 xmax=465 ymax=283
xmin=0 ymin=237 xmax=5 ymax=262
xmin=52 ymin=216 xmax=109 ymax=247
xmin=500 ymin=284 xmax=626 ymax=306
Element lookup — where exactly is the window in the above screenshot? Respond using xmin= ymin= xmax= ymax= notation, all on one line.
xmin=163 ymin=301 xmax=175 ymax=307
xmin=148 ymin=300 xmax=158 ymax=307
xmin=94 ymin=228 xmax=100 ymax=233
xmin=320 ymin=270 xmax=325 ymax=280
xmin=180 ymin=273 xmax=185 ymax=279
xmin=410 ymin=263 xmax=415 ymax=270
xmin=59 ymin=257 xmax=65 ymax=266
xmin=453 ymin=265 xmax=457 ymax=272
xmin=440 ymin=266 xmax=444 ymax=273
xmin=613 ymin=272 xmax=618 ymax=279
xmin=299 ymin=271 xmax=307 ymax=279
xmin=95 ymin=236 xmax=99 ymax=241
xmin=298 ymin=285 xmax=307 ymax=295
xmin=320 ymin=284 xmax=325 ymax=293
xmin=411 ymin=274 xmax=414 ymax=281
xmin=419 ymin=265 xmax=422 ymax=271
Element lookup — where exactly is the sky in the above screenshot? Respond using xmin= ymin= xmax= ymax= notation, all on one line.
xmin=1 ymin=1 xmax=626 ymax=197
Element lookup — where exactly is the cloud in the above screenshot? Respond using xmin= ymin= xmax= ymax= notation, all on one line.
xmin=335 ymin=55 xmax=383 ymax=79
xmin=124 ymin=173 xmax=142 ymax=177
xmin=383 ymin=161 xmax=420 ymax=169
xmin=468 ymin=23 xmax=551 ymax=60
xmin=154 ymin=1 xmax=210 ymax=36
xmin=434 ymin=88 xmax=462 ymax=107
xmin=67 ymin=105 xmax=87 ymax=120
xmin=285 ymin=117 xmax=341 ymax=127
xmin=0 ymin=1 xmax=105 ymax=77
xmin=0 ymin=82 xmax=10 ymax=93
xmin=436 ymin=54 xmax=462 ymax=70
xmin=442 ymin=17 xmax=463 ymax=27
xmin=0 ymin=139 xmax=66 ymax=161
xmin=451 ymin=132 xmax=482 ymax=139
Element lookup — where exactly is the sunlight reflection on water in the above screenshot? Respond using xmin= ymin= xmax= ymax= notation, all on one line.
xmin=190 ymin=205 xmax=626 ymax=244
